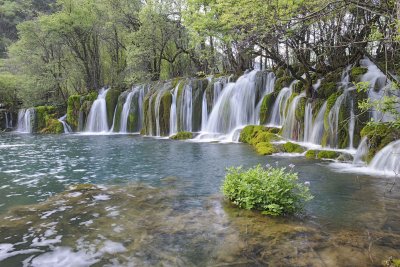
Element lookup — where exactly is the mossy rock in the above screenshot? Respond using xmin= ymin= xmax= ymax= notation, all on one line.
xmin=350 ymin=67 xmax=368 ymax=82
xmin=105 ymin=88 xmax=121 ymax=128
xmin=293 ymin=81 xmax=306 ymax=94
xmin=170 ymin=131 xmax=193 ymax=140
xmin=317 ymin=150 xmax=339 ymax=160
xmin=283 ymin=142 xmax=305 ymax=153
xmin=255 ymin=142 xmax=277 ymax=155
xmin=239 ymin=125 xmax=276 ymax=144
xmin=295 ymin=97 xmax=307 ymax=122
xmin=66 ymin=95 xmax=81 ymax=131
xmin=249 ymin=131 xmax=280 ymax=146
xmin=160 ymin=90 xmax=172 ymax=136
xmin=259 ymin=93 xmax=275 ymax=124
xmin=317 ymin=82 xmax=337 ymax=99
xmin=360 ymin=123 xmax=400 ymax=162
xmin=39 ymin=118 xmax=63 ymax=134
xmin=305 ymin=150 xmax=317 ymax=159
xmin=274 ymin=76 xmax=292 ymax=92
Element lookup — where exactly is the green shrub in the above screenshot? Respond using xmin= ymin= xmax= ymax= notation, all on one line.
xmin=170 ymin=131 xmax=193 ymax=140
xmin=222 ymin=165 xmax=313 ymax=216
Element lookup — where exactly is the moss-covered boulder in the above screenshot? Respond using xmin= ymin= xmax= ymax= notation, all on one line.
xmin=255 ymin=142 xmax=277 ymax=155
xmin=274 ymin=76 xmax=293 ymax=92
xmin=105 ymin=88 xmax=121 ymax=128
xmin=283 ymin=142 xmax=305 ymax=153
xmin=305 ymin=150 xmax=317 ymax=159
xmin=170 ymin=131 xmax=193 ymax=140
xmin=316 ymin=69 xmax=341 ymax=99
xmin=239 ymin=125 xmax=280 ymax=144
xmin=350 ymin=67 xmax=368 ymax=82
xmin=33 ymin=106 xmax=63 ymax=134
xmin=159 ymin=90 xmax=172 ymax=136
xmin=317 ymin=150 xmax=340 ymax=160
xmin=66 ymin=95 xmax=81 ymax=131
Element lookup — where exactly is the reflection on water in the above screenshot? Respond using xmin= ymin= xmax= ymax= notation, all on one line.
xmin=0 ymin=133 xmax=399 ymax=266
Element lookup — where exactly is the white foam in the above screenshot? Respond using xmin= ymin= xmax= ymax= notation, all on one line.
xmin=29 ymin=247 xmax=99 ymax=267
xmin=93 ymin=194 xmax=110 ymax=201
xmin=100 ymin=240 xmax=127 ymax=254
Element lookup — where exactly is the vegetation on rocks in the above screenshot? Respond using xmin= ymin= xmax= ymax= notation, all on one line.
xmin=222 ymin=165 xmax=313 ymax=216
xmin=283 ymin=142 xmax=304 ymax=153
xmin=170 ymin=131 xmax=193 ymax=140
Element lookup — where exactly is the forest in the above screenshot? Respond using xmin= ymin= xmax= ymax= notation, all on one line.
xmin=0 ymin=0 xmax=398 ymax=111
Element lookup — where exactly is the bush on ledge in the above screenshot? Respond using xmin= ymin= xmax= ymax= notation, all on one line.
xmin=222 ymin=165 xmax=313 ymax=216
xmin=170 ymin=131 xmax=193 ymax=140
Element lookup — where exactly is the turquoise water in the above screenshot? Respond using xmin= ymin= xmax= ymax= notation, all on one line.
xmin=0 ymin=133 xmax=399 ymax=266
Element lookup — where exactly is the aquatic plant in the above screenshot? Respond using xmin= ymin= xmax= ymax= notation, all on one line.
xmin=222 ymin=165 xmax=313 ymax=216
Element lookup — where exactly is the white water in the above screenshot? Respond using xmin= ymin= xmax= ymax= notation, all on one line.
xmin=353 ymin=137 xmax=369 ymax=165
xmin=85 ymin=88 xmax=110 ymax=133
xmin=255 ymin=72 xmax=276 ymax=124
xmin=303 ymin=102 xmax=313 ymax=142
xmin=309 ymin=102 xmax=327 ymax=145
xmin=196 ymin=70 xmax=260 ymax=141
xmin=201 ymin=90 xmax=208 ymax=131
xmin=369 ymin=140 xmax=400 ymax=174
xmin=268 ymin=81 xmax=295 ymax=126
xmin=5 ymin=112 xmax=12 ymax=129
xmin=58 ymin=115 xmax=72 ymax=134
xmin=348 ymin=100 xmax=355 ymax=149
xmin=155 ymin=87 xmax=167 ymax=137
xmin=16 ymin=109 xmax=34 ymax=133
xmin=282 ymin=92 xmax=306 ymax=140
xmin=180 ymin=83 xmax=193 ymax=132
xmin=213 ymin=79 xmax=225 ymax=106
xmin=169 ymin=84 xmax=179 ymax=135
xmin=119 ymin=89 xmax=135 ymax=133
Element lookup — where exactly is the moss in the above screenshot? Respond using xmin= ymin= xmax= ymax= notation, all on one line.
xmin=350 ymin=67 xmax=368 ymax=82
xmin=66 ymin=95 xmax=81 ymax=131
xmin=283 ymin=142 xmax=304 ymax=153
xmin=293 ymin=81 xmax=306 ymax=94
xmin=259 ymin=93 xmax=275 ymax=124
xmin=170 ymin=131 xmax=193 ymax=140
xmin=317 ymin=150 xmax=339 ymax=160
xmin=274 ymin=76 xmax=292 ymax=92
xmin=323 ymin=92 xmax=340 ymax=132
xmin=275 ymin=67 xmax=286 ymax=78
xmin=295 ymin=97 xmax=307 ymax=122
xmin=305 ymin=150 xmax=317 ymax=159
xmin=255 ymin=142 xmax=277 ymax=155
xmin=360 ymin=123 xmax=400 ymax=162
xmin=40 ymin=118 xmax=63 ymax=134
xmin=317 ymin=82 xmax=337 ymax=99
xmin=105 ymin=88 xmax=121 ymax=128
xmin=68 ymin=184 xmax=98 ymax=191
xmin=239 ymin=125 xmax=268 ymax=144
xmin=249 ymin=131 xmax=280 ymax=146
xmin=160 ymin=90 xmax=172 ymax=135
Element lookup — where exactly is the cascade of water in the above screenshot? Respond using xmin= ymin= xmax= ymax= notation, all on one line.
xmin=85 ymin=88 xmax=110 ymax=133
xmin=328 ymin=93 xmax=345 ymax=147
xmin=119 ymin=88 xmax=136 ymax=133
xmin=353 ymin=137 xmax=369 ymax=165
xmin=213 ymin=80 xmax=225 ymax=106
xmin=203 ymin=70 xmax=258 ymax=134
xmin=169 ymin=84 xmax=179 ymax=135
xmin=360 ymin=58 xmax=395 ymax=122
xmin=154 ymin=86 xmax=169 ymax=137
xmin=201 ymin=90 xmax=208 ymax=131
xmin=5 ymin=112 xmax=11 ymax=129
xmin=368 ymin=140 xmax=400 ymax=174
xmin=16 ymin=108 xmax=33 ymax=133
xmin=348 ymin=100 xmax=355 ymax=149
xmin=268 ymin=81 xmax=295 ymax=126
xmin=255 ymin=72 xmax=276 ymax=124
xmin=179 ymin=83 xmax=193 ymax=132
xmin=58 ymin=114 xmax=72 ymax=133
xmin=303 ymin=102 xmax=313 ymax=142
xmin=309 ymin=102 xmax=327 ymax=144
xmin=282 ymin=92 xmax=306 ymax=140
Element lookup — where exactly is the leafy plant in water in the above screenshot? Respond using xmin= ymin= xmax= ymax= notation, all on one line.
xmin=222 ymin=165 xmax=313 ymax=216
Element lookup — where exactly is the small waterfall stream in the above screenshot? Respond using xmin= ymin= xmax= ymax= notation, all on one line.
xmin=201 ymin=90 xmax=208 ymax=131
xmin=309 ymin=102 xmax=327 ymax=145
xmin=303 ymin=103 xmax=313 ymax=143
xmin=16 ymin=109 xmax=34 ymax=133
xmin=170 ymin=84 xmax=179 ymax=136
xmin=282 ymin=92 xmax=305 ymax=140
xmin=179 ymin=83 xmax=193 ymax=132
xmin=58 ymin=114 xmax=72 ymax=133
xmin=353 ymin=137 xmax=369 ymax=165
xmin=85 ymin=88 xmax=110 ymax=133
xmin=368 ymin=140 xmax=400 ymax=174
xmin=268 ymin=82 xmax=295 ymax=126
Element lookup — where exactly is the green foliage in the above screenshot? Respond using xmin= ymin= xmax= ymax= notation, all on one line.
xmin=105 ymin=89 xmax=121 ymax=128
xmin=350 ymin=67 xmax=368 ymax=82
xmin=170 ymin=131 xmax=193 ymax=140
xmin=34 ymin=105 xmax=63 ymax=134
xmin=259 ymin=93 xmax=275 ymax=124
xmin=283 ymin=142 xmax=304 ymax=153
xmin=222 ymin=165 xmax=313 ymax=216
xmin=66 ymin=95 xmax=81 ymax=131
xmin=274 ymin=76 xmax=292 ymax=92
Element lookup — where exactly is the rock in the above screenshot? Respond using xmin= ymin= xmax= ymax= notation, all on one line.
xmin=170 ymin=131 xmax=193 ymax=140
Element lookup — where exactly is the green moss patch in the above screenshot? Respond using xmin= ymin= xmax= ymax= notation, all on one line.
xmin=255 ymin=142 xmax=277 ymax=155
xmin=350 ymin=67 xmax=368 ymax=82
xmin=170 ymin=131 xmax=193 ymax=140
xmin=283 ymin=142 xmax=305 ymax=153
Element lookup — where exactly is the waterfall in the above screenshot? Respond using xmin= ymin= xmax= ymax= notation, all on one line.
xmin=255 ymin=72 xmax=276 ymax=124
xmin=282 ymin=92 xmax=305 ymax=140
xmin=5 ymin=112 xmax=12 ymax=129
xmin=353 ymin=137 xmax=369 ymax=165
xmin=309 ymin=101 xmax=327 ymax=145
xmin=268 ymin=81 xmax=295 ymax=126
xmin=58 ymin=114 xmax=72 ymax=133
xmin=201 ymin=90 xmax=208 ymax=131
xmin=328 ymin=93 xmax=345 ymax=148
xmin=360 ymin=58 xmax=394 ymax=122
xmin=85 ymin=88 xmax=110 ymax=133
xmin=368 ymin=140 xmax=400 ymax=174
xmin=169 ymin=84 xmax=179 ymax=135
xmin=16 ymin=108 xmax=34 ymax=133
xmin=119 ymin=88 xmax=135 ymax=133
xmin=213 ymin=80 xmax=225 ymax=106
xmin=348 ymin=100 xmax=355 ymax=149
xmin=303 ymin=102 xmax=313 ymax=142
xmin=179 ymin=83 xmax=193 ymax=132
xmin=155 ymin=87 xmax=168 ymax=136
